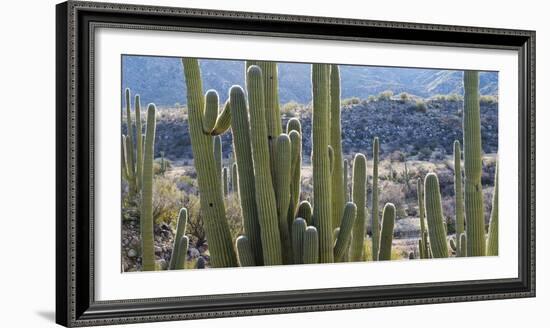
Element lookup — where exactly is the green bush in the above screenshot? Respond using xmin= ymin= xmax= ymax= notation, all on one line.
xmin=152 ymin=176 xmax=184 ymax=224
xmin=377 ymin=90 xmax=394 ymax=101
xmin=342 ymin=97 xmax=360 ymax=106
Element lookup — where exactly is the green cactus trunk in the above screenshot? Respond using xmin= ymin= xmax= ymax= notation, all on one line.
xmin=182 ymin=58 xmax=237 ymax=268
xmin=236 ymin=235 xmax=256 ymax=267
xmin=460 ymin=232 xmax=467 ymax=257
xmin=453 ymin=140 xmax=465 ymax=256
xmin=329 ymin=65 xmax=346 ymax=229
xmin=350 ymin=153 xmax=367 ymax=261
xmin=202 ymin=90 xmax=219 ymax=134
xmin=247 ymin=65 xmax=283 ymax=266
xmin=334 ymin=202 xmax=357 ymax=262
xmin=287 ymin=130 xmax=302 ymax=230
xmin=486 ymin=164 xmax=499 ymax=256
xmin=417 ymin=178 xmax=429 ymax=259
xmin=124 ymin=89 xmax=136 ymax=196
xmin=134 ymin=95 xmax=143 ymax=189
xmin=303 ymin=226 xmax=319 ymax=264
xmin=424 ymin=173 xmax=449 ymax=258
xmin=174 ymin=236 xmax=189 ymax=270
xmin=311 ymin=63 xmax=334 ymax=263
xmin=223 ymin=166 xmax=229 ymax=196
xmin=274 ymin=134 xmax=293 ymax=264
xmin=463 ymin=70 xmax=486 ymax=257
xmin=291 ymin=218 xmax=307 ymax=264
xmin=231 ymin=162 xmax=238 ymax=194
xmin=141 ymin=104 xmax=157 ymax=271
xmin=229 ymin=86 xmax=263 ymax=265
xmin=286 ymin=118 xmax=302 ymax=134
xmin=378 ymin=203 xmax=396 ymax=261
xmin=297 ymin=201 xmax=313 ymax=226
xmin=214 ymin=135 xmax=222 ymax=182
xmin=169 ymin=208 xmax=188 ymax=270
xmin=371 ymin=137 xmax=380 ymax=261
xmin=343 ymin=159 xmax=349 ymax=202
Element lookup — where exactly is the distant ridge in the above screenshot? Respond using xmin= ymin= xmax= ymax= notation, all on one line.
xmin=122 ymin=56 xmax=498 ymax=107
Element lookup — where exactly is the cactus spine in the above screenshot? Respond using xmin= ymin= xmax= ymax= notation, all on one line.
xmin=311 ymin=63 xmax=333 ymax=263
xmin=350 ymin=153 xmax=367 ymax=261
xmin=247 ymin=65 xmax=283 ymax=266
xmin=378 ymin=203 xmax=396 ymax=261
xmin=229 ymin=86 xmax=263 ymax=265
xmin=297 ymin=201 xmax=313 ymax=226
xmin=463 ymin=71 xmax=486 ymax=257
xmin=274 ymin=133 xmax=293 ymax=264
xmin=330 ymin=65 xmax=346 ymax=229
xmin=486 ymin=164 xmax=498 ymax=256
xmin=334 ymin=202 xmax=357 ymax=262
xmin=292 ymin=218 xmax=307 ymax=264
xmin=453 ymin=140 xmax=465 ymax=255
xmin=236 ymin=235 xmax=256 ymax=267
xmin=424 ymin=173 xmax=449 ymax=258
xmin=371 ymin=137 xmax=380 ymax=261
xmin=141 ymin=104 xmax=157 ymax=271
xmin=182 ymin=58 xmax=237 ymax=267
xmin=417 ymin=178 xmax=429 ymax=259
xmin=169 ymin=208 xmax=188 ymax=270
xmin=303 ymin=226 xmax=319 ymax=264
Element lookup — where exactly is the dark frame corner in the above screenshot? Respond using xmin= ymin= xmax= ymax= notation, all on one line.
xmin=56 ymin=1 xmax=535 ymax=326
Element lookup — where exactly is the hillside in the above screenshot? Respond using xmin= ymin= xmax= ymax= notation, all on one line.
xmin=122 ymin=56 xmax=498 ymax=106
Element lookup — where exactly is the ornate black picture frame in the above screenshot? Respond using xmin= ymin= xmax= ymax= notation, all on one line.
xmin=56 ymin=1 xmax=535 ymax=326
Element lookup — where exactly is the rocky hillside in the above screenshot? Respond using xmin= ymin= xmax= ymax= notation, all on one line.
xmin=123 ymin=98 xmax=498 ymax=162
xmin=122 ymin=56 xmax=498 ymax=106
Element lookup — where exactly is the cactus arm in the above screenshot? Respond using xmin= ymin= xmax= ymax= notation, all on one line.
xmin=297 ymin=201 xmax=313 ymax=226
xmin=486 ymin=163 xmax=499 ymax=256
xmin=463 ymin=70 xmax=486 ymax=256
xmin=417 ymin=178 xmax=429 ymax=259
xmin=418 ymin=239 xmax=425 ymax=259
xmin=211 ymin=100 xmax=232 ymax=136
xmin=292 ymin=218 xmax=307 ymax=264
xmin=311 ymin=63 xmax=334 ymax=263
xmin=343 ymin=159 xmax=349 ymax=202
xmin=350 ymin=153 xmax=367 ymax=261
xmin=328 ymin=145 xmax=335 ymax=175
xmin=169 ymin=208 xmax=188 ymax=270
xmin=287 ymin=130 xmax=302 ymax=230
xmin=424 ymin=173 xmax=449 ymax=258
xmin=378 ymin=203 xmax=396 ymax=261
xmin=134 ymin=95 xmax=143 ymax=189
xmin=459 ymin=232 xmax=467 ymax=257
xmin=236 ymin=235 xmax=256 ymax=267
xmin=182 ymin=58 xmax=238 ymax=268
xmin=247 ymin=65 xmax=283 ymax=265
xmin=223 ymin=166 xmax=229 ymax=196
xmin=303 ymin=226 xmax=319 ymax=264
xmin=453 ymin=140 xmax=465 ymax=255
xmin=121 ymin=135 xmax=129 ymax=181
xmin=274 ymin=133 xmax=293 ymax=263
xmin=202 ymin=90 xmax=219 ymax=134
xmin=174 ymin=236 xmax=189 ymax=270
xmin=124 ymin=89 xmax=136 ymax=195
xmin=229 ymin=86 xmax=263 ymax=265
xmin=231 ymin=162 xmax=238 ymax=195
xmin=286 ymin=118 xmax=302 ymax=134
xmin=371 ymin=137 xmax=380 ymax=260
xmin=140 ymin=104 xmax=157 ymax=271
xmin=329 ymin=65 xmax=346 ymax=229
xmin=333 ymin=202 xmax=357 ymax=262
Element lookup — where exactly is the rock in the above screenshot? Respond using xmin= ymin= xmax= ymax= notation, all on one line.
xmin=128 ymin=249 xmax=138 ymax=258
xmin=154 ymin=246 xmax=162 ymax=254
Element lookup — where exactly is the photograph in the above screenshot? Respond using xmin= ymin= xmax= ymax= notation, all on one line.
xmin=120 ymin=56 xmax=499 ymax=271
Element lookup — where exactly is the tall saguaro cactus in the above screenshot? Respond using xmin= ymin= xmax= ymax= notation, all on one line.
xmin=371 ymin=137 xmax=380 ymax=261
xmin=169 ymin=208 xmax=188 ymax=270
xmin=124 ymin=89 xmax=137 ymax=196
xmin=453 ymin=140 xmax=465 ymax=255
xmin=229 ymin=86 xmax=263 ymax=265
xmin=303 ymin=226 xmax=319 ymax=264
xmin=134 ymin=95 xmax=143 ymax=190
xmin=378 ymin=203 xmax=396 ymax=261
xmin=274 ymin=133 xmax=292 ymax=264
xmin=214 ymin=135 xmax=222 ymax=181
xmin=424 ymin=173 xmax=449 ymax=258
xmin=486 ymin=164 xmax=499 ymax=256
xmin=311 ymin=63 xmax=333 ymax=263
xmin=333 ymin=202 xmax=357 ymax=262
xmin=417 ymin=178 xmax=429 ymax=259
xmin=350 ymin=153 xmax=367 ymax=261
xmin=330 ymin=65 xmax=346 ymax=229
xmin=141 ymin=104 xmax=157 ymax=271
xmin=463 ymin=71 xmax=486 ymax=257
xmin=287 ymin=130 xmax=302 ymax=228
xmin=182 ymin=58 xmax=237 ymax=268
xmin=247 ymin=65 xmax=283 ymax=266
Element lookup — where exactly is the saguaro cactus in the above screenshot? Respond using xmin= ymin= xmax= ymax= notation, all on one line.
xmin=311 ymin=63 xmax=333 ymax=263
xmin=486 ymin=164 xmax=499 ymax=256
xmin=417 ymin=178 xmax=429 ymax=259
xmin=297 ymin=201 xmax=313 ymax=226
xmin=371 ymin=137 xmax=380 ymax=261
xmin=350 ymin=153 xmax=367 ymax=261
xmin=236 ymin=235 xmax=256 ymax=267
xmin=274 ymin=133 xmax=292 ymax=264
xmin=229 ymin=86 xmax=263 ymax=265
xmin=330 ymin=65 xmax=346 ymax=229
xmin=424 ymin=173 xmax=449 ymax=258
xmin=223 ymin=166 xmax=229 ymax=196
xmin=291 ymin=218 xmax=307 ymax=264
xmin=134 ymin=95 xmax=143 ymax=189
xmin=453 ymin=140 xmax=465 ymax=255
xmin=124 ymin=89 xmax=136 ymax=195
xmin=182 ymin=58 xmax=237 ymax=268
xmin=343 ymin=159 xmax=349 ymax=202
xmin=231 ymin=162 xmax=238 ymax=194
xmin=463 ymin=70 xmax=486 ymax=257
xmin=378 ymin=203 xmax=396 ymax=261
xmin=141 ymin=104 xmax=157 ymax=271
xmin=303 ymin=226 xmax=319 ymax=264
xmin=333 ymin=202 xmax=357 ymax=262
xmin=214 ymin=135 xmax=222 ymax=181
xmin=169 ymin=208 xmax=188 ymax=270
xmin=174 ymin=236 xmax=189 ymax=270
xmin=247 ymin=65 xmax=283 ymax=266
xmin=287 ymin=130 xmax=302 ymax=229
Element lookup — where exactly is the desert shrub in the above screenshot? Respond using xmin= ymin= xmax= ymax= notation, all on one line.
xmin=418 ymin=147 xmax=432 ymax=161
xmin=281 ymin=101 xmax=302 ymax=115
xmin=379 ymin=181 xmax=407 ymax=218
xmin=398 ymin=92 xmax=410 ymax=103
xmin=414 ymin=100 xmax=427 ymax=113
xmin=447 ymin=93 xmax=462 ymax=102
xmin=389 ymin=150 xmax=406 ymax=162
xmin=185 ymin=194 xmax=206 ymax=247
xmin=377 ymin=90 xmax=394 ymax=101
xmin=480 ymin=95 xmax=498 ymax=104
xmin=363 ymin=238 xmax=404 ymax=261
xmin=430 ymin=149 xmax=446 ymax=161
xmin=225 ymin=194 xmax=244 ymax=241
xmin=342 ymin=97 xmax=361 ymax=106
xmin=152 ymin=176 xmax=184 ymax=224
xmin=367 ymin=95 xmax=376 ymax=102
xmin=153 ymin=157 xmax=171 ymax=175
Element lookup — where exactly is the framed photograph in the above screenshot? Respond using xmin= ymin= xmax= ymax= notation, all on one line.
xmin=56 ymin=1 xmax=535 ymax=326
